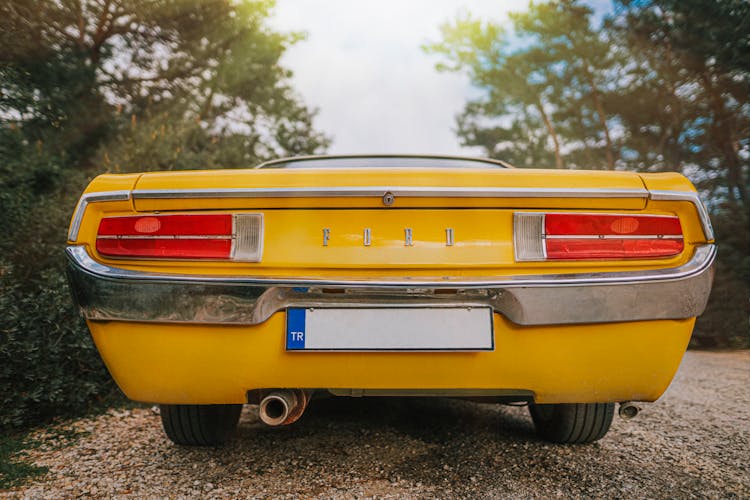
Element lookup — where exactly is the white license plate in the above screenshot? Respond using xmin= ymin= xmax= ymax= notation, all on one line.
xmin=285 ymin=307 xmax=494 ymax=351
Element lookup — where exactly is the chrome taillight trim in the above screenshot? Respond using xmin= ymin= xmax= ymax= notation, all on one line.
xmin=68 ymin=191 xmax=132 ymax=241
xmin=649 ymin=190 xmax=714 ymax=241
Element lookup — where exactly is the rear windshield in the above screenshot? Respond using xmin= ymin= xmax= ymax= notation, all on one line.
xmin=257 ymin=156 xmax=508 ymax=169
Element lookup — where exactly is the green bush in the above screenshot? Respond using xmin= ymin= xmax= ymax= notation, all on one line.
xmin=0 ymin=271 xmax=115 ymax=428
xmin=0 ymin=166 xmax=119 ymax=430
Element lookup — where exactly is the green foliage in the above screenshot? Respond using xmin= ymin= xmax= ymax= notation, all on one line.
xmin=0 ymin=0 xmax=329 ymax=431
xmin=694 ymin=205 xmax=750 ymax=347
xmin=0 ymin=0 xmax=329 ymax=170
xmin=0 ymin=271 xmax=115 ymax=429
xmin=424 ymin=0 xmax=619 ymax=169
xmin=0 ymin=182 xmax=118 ymax=430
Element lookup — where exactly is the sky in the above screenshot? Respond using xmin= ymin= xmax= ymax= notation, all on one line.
xmin=269 ymin=0 xmax=530 ymax=156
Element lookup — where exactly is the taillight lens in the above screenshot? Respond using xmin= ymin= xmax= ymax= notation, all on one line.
xmin=96 ymin=214 xmax=263 ymax=261
xmin=514 ymin=213 xmax=683 ymax=261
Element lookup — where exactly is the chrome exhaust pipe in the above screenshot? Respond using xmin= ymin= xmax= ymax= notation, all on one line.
xmin=618 ymin=401 xmax=641 ymax=419
xmin=259 ymin=389 xmax=310 ymax=426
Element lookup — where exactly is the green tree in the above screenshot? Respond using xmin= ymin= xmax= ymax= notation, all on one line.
xmin=1 ymin=0 xmax=329 ymax=171
xmin=511 ymin=1 xmax=619 ymax=169
xmin=610 ymin=0 xmax=749 ymax=346
xmin=610 ymin=0 xmax=749 ymax=205
xmin=425 ymin=1 xmax=617 ymax=169
xmin=425 ymin=15 xmax=564 ymax=168
xmin=0 ymin=0 xmax=330 ymax=429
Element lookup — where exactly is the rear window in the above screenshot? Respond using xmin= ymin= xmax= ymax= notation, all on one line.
xmin=257 ymin=156 xmax=509 ymax=169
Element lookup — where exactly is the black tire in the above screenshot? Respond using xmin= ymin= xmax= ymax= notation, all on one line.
xmin=529 ymin=402 xmax=614 ymax=444
xmin=160 ymin=404 xmax=242 ymax=446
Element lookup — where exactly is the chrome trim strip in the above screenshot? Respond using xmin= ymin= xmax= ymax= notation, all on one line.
xmin=131 ymin=186 xmax=650 ymax=200
xmin=97 ymin=235 xmax=233 ymax=240
xmin=649 ymin=190 xmax=714 ymax=240
xmin=66 ymin=244 xmax=715 ymax=287
xmin=65 ymin=244 xmax=715 ymax=326
xmin=68 ymin=191 xmax=132 ymax=242
xmin=544 ymin=235 xmax=684 ymax=240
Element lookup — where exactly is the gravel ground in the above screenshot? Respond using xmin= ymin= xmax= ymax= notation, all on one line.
xmin=4 ymin=350 xmax=749 ymax=498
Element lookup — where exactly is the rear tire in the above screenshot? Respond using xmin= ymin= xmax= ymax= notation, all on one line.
xmin=529 ymin=402 xmax=614 ymax=444
xmin=160 ymin=404 xmax=242 ymax=446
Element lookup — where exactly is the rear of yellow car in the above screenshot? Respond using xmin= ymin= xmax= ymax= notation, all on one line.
xmin=65 ymin=156 xmax=715 ymax=445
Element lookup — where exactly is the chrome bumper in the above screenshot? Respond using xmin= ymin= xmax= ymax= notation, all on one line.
xmin=65 ymin=245 xmax=715 ymax=326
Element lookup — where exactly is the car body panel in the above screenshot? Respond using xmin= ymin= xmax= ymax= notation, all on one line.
xmin=86 ymin=315 xmax=693 ymax=404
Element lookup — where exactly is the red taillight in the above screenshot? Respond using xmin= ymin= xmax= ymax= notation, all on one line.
xmin=545 ymin=238 xmax=684 ymax=259
xmin=98 ymin=214 xmax=233 ymax=237
xmin=515 ymin=213 xmax=684 ymax=261
xmin=544 ymin=214 xmax=682 ymax=237
xmin=96 ymin=214 xmax=263 ymax=261
xmin=96 ymin=237 xmax=233 ymax=259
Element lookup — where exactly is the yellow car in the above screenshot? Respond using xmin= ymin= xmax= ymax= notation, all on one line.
xmin=66 ymin=155 xmax=715 ymax=445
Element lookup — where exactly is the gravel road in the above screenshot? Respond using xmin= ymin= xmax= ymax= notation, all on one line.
xmin=5 ymin=350 xmax=749 ymax=498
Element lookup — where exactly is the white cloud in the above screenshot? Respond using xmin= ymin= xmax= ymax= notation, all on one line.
xmin=269 ymin=0 xmax=527 ymax=155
